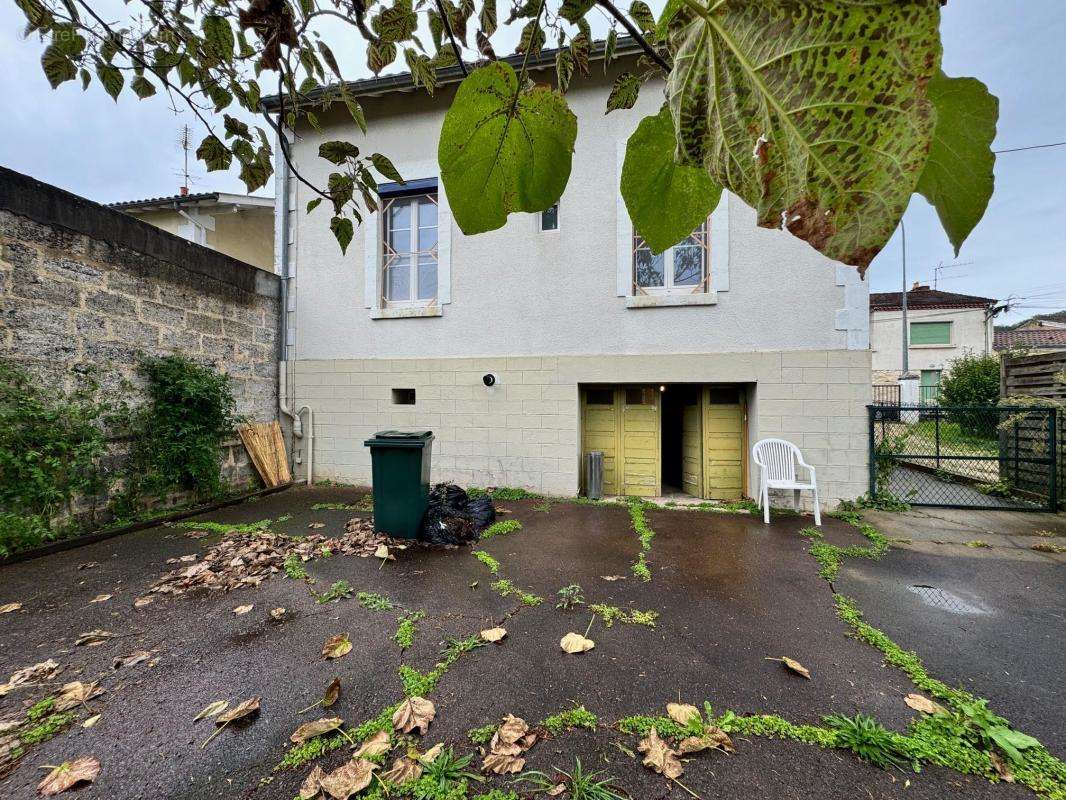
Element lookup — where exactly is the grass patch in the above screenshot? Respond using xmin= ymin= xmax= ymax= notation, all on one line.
xmin=799 ymin=507 xmax=889 ymax=582
xmin=398 ymin=635 xmax=485 ymax=697
xmin=490 ymin=579 xmax=543 ymax=606
xmin=175 ymin=518 xmax=280 ymax=535
xmin=468 ymin=723 xmax=499 ymax=745
xmin=472 ymin=550 xmax=500 ymax=575
xmin=480 ymin=520 xmax=522 ymax=540
xmin=311 ymin=496 xmax=373 ymax=511
xmin=588 ymin=604 xmax=658 ymax=628
xmin=282 ymin=553 xmax=309 ymax=580
xmin=467 ymin=487 xmax=543 ymax=501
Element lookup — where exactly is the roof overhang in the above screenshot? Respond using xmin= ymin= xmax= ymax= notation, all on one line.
xmin=109 ymin=193 xmax=274 ymax=214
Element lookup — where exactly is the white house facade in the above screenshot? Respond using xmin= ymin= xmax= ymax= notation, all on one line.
xmin=271 ymin=46 xmax=872 ymax=507
xmin=870 ymin=286 xmax=996 ymax=402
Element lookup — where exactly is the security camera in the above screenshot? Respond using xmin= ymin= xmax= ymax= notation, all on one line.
xmin=482 ymin=373 xmax=497 ymax=387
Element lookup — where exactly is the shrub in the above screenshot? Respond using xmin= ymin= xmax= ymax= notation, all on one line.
xmin=938 ymin=353 xmax=1000 ymax=435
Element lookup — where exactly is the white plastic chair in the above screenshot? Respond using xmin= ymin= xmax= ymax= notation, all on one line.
xmin=752 ymin=438 xmax=821 ymax=526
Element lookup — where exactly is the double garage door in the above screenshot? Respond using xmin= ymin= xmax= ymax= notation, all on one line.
xmin=581 ymin=385 xmax=746 ymax=499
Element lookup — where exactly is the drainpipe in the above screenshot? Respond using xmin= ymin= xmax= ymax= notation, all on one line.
xmin=273 ymin=124 xmax=313 ymax=485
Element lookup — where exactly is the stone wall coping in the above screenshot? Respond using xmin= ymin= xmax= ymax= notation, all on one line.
xmin=0 ymin=166 xmax=278 ymax=299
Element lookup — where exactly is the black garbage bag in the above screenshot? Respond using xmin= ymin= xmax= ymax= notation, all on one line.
xmin=419 ymin=483 xmax=493 ymax=545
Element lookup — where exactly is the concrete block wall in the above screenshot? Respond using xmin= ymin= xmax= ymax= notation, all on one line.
xmin=293 ymin=348 xmax=871 ymax=507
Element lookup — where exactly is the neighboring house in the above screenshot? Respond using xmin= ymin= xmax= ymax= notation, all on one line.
xmin=994 ymin=319 xmax=1066 ymax=353
xmin=109 ymin=191 xmax=275 ymax=272
xmin=870 ymin=285 xmax=996 ymax=402
xmin=268 ymin=41 xmax=871 ymax=507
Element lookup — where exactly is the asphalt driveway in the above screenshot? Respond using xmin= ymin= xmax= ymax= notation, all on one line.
xmin=0 ymin=488 xmax=1059 ymax=800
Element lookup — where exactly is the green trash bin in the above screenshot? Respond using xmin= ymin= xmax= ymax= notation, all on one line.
xmin=364 ymin=430 xmax=434 ymax=539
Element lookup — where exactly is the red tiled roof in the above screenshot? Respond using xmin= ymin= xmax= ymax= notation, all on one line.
xmin=870 ymin=287 xmax=995 ymax=311
xmin=994 ymin=328 xmax=1066 ymax=351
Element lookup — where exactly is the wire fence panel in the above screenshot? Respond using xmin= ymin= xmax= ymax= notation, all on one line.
xmin=868 ymin=405 xmax=1058 ymax=511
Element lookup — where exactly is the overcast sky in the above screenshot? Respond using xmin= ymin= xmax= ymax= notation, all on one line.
xmin=1 ymin=1 xmax=1063 ymax=323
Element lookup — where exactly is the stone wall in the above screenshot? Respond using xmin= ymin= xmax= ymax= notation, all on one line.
xmin=0 ymin=166 xmax=281 ymax=522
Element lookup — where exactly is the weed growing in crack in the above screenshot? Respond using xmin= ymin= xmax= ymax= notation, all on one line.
xmin=472 ymin=550 xmax=500 ymax=575
xmin=824 ymin=713 xmax=909 ymax=770
xmin=480 ymin=520 xmax=523 ymax=539
xmin=394 ymin=610 xmax=426 ymax=649
xmin=589 ymin=604 xmax=658 ymax=628
xmin=467 ymin=723 xmax=499 ymax=745
xmin=556 ymin=584 xmax=585 ymax=610
xmin=282 ymin=553 xmax=309 ymax=580
xmin=542 ymin=706 xmax=598 ymax=736
xmin=358 ymin=591 xmax=395 ymax=611
xmin=800 ymin=510 xmax=889 ymax=582
xmin=313 ymin=580 xmax=352 ymax=604
xmin=490 ymin=579 xmax=543 ymax=606
xmin=626 ymin=498 xmax=655 ymax=582
xmin=519 ymin=758 xmax=626 ymax=800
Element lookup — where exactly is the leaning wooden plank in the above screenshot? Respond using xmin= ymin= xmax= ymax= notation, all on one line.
xmin=239 ymin=422 xmax=290 ymax=488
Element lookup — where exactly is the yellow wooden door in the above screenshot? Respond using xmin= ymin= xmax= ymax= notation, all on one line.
xmin=581 ymin=387 xmax=621 ymax=496
xmin=621 ymin=386 xmax=660 ymax=497
xmin=681 ymin=395 xmax=703 ymax=497
xmin=703 ymin=387 xmax=744 ymax=500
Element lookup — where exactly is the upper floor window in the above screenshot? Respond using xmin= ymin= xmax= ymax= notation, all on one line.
xmin=540 ymin=204 xmax=559 ymax=231
xmin=383 ymin=192 xmax=437 ymax=305
xmin=910 ymin=320 xmax=952 ymax=346
xmin=632 ymin=220 xmax=709 ymax=295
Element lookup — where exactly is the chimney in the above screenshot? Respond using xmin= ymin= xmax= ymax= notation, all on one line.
xmin=911 ymin=282 xmax=929 ymax=291
xmin=180 ymin=186 xmax=189 ymax=196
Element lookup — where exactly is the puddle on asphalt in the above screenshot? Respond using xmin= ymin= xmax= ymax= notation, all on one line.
xmin=908 ymin=584 xmax=991 ymax=615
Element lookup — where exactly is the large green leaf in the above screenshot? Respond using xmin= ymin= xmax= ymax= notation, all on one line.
xmin=622 ymin=106 xmax=722 ymax=254
xmin=438 ymin=61 xmax=577 ymax=235
xmin=915 ymin=72 xmax=998 ymax=255
xmin=667 ymin=1 xmax=943 ymax=270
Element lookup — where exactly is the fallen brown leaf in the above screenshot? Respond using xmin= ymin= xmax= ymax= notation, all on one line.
xmin=600 ymin=575 xmax=626 ymax=582
xmin=54 ymin=682 xmax=103 ymax=712
xmin=322 ymin=678 xmax=341 ymax=708
xmin=89 ymin=594 xmax=112 ymax=604
xmin=560 ymin=632 xmax=595 ymax=654
xmin=270 ymin=607 xmax=287 ymax=620
xmin=678 ymin=727 xmax=735 ymax=755
xmin=667 ymin=703 xmax=700 ymax=726
xmin=382 ymin=754 xmax=422 ymax=784
xmin=81 ymin=715 xmax=101 ymax=729
xmin=904 ymin=693 xmax=946 ymax=715
xmin=391 ymin=696 xmax=435 ymax=735
xmin=374 ymin=544 xmax=394 ymax=561
xmin=482 ymin=716 xmax=536 ymax=775
xmin=322 ymin=634 xmax=353 ymax=659
xmin=309 ymin=522 xmax=326 ymax=529
xmin=353 ymin=730 xmax=391 ymax=759
xmin=216 ymin=697 xmax=260 ymax=725
xmin=546 ymin=783 xmax=566 ymax=796
xmin=766 ymin=656 xmax=811 ymax=680
xmin=112 ymin=650 xmax=151 ymax=670
xmin=493 ymin=715 xmax=529 ymax=747
xmin=480 ymin=627 xmax=507 ymax=643
xmin=233 ymin=604 xmax=254 ymax=616
xmin=37 ymin=757 xmax=100 ymax=796
xmin=0 ymin=602 xmax=21 ymax=614
xmin=74 ymin=630 xmax=115 ymax=647
xmin=639 ymin=728 xmax=683 ymax=780
xmin=990 ymin=751 xmax=1016 ymax=783
xmin=482 ymin=751 xmax=526 ymax=775
xmin=0 ymin=659 xmax=61 ymax=697
xmin=291 ymin=717 xmax=344 ymax=744
xmin=299 ymin=765 xmax=325 ymax=799
xmin=193 ymin=700 xmax=229 ymax=722
xmin=319 ymin=757 xmax=376 ymax=799
xmin=133 ymin=597 xmax=154 ymax=608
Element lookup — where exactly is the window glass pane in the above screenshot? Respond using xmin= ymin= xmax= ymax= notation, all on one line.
xmin=388 ymin=199 xmax=412 ymax=231
xmin=625 ymin=387 xmax=656 ymax=405
xmin=707 ymin=386 xmax=739 ymax=405
xmin=417 ymin=256 xmax=437 ymax=300
xmin=634 ymin=247 xmax=664 ymax=287
xmin=419 ymin=197 xmax=437 ymax=227
xmin=388 ymin=226 xmax=411 ymax=254
xmin=585 ymin=388 xmax=614 ymax=405
xmin=541 ymin=204 xmax=559 ymax=231
xmin=673 ymin=245 xmax=703 ymax=286
xmin=385 ymin=255 xmax=411 ymax=301
xmin=418 ymin=223 xmax=438 ymax=251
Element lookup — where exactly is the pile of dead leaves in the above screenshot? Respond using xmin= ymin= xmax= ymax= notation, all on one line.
xmin=146 ymin=519 xmax=400 ymax=597
xmin=299 ymin=697 xmax=438 ymax=799
xmin=637 ymin=703 xmax=734 ymax=783
xmin=481 ymin=715 xmax=537 ymax=775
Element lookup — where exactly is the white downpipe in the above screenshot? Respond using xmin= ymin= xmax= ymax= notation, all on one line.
xmin=278 ymin=362 xmax=313 ymax=485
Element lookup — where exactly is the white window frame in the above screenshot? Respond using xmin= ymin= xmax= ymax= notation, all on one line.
xmin=381 ymin=192 xmax=439 ymax=308
xmin=616 ymin=141 xmax=728 ymax=308
xmin=632 ymin=220 xmax=710 ymax=296
xmin=364 ymin=163 xmax=451 ymax=320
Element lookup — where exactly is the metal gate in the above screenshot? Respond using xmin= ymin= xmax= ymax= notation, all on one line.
xmin=869 ymin=405 xmax=1058 ymax=511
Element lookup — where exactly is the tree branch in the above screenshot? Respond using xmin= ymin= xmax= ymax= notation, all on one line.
xmin=595 ymin=0 xmax=671 ymax=73
xmin=433 ymin=0 xmax=469 ymax=77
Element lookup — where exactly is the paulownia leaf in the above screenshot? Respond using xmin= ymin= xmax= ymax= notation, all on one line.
xmin=37 ymin=757 xmax=100 ymax=796
xmin=915 ymin=71 xmax=998 ymax=255
xmin=391 ymin=696 xmax=435 ymax=735
xmin=622 ymin=106 xmax=722 ymax=253
xmin=439 ymin=61 xmax=576 ymax=235
xmin=638 ymin=728 xmax=683 ymax=779
xmin=666 ymin=1 xmax=943 ymax=270
xmin=666 ymin=702 xmax=700 ymax=726
xmin=559 ymin=632 xmax=594 ymax=653
xmin=290 ymin=717 xmax=344 ymax=744
xmin=319 ymin=757 xmax=375 ymax=799
xmin=322 ymin=633 xmax=353 ymax=659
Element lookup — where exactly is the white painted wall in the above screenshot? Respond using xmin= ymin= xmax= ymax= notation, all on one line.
xmin=870 ymin=306 xmax=992 ymax=379
xmin=285 ymin=65 xmax=869 ymax=362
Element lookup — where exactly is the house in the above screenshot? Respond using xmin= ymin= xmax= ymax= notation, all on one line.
xmin=267 ymin=42 xmax=871 ymax=508
xmin=870 ymin=285 xmax=996 ymax=402
xmin=108 ymin=191 xmax=275 ymax=272
xmin=995 ymin=318 xmax=1066 ymax=354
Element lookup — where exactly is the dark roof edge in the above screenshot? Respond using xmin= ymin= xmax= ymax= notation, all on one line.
xmin=108 ymin=192 xmax=219 ymax=210
xmin=0 ymin=166 xmax=278 ymax=298
xmin=262 ymin=36 xmax=644 ymax=111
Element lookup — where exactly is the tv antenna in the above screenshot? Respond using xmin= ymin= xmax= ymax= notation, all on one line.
xmin=177 ymin=124 xmax=193 ymax=195
xmin=932 ymin=260 xmax=972 ymax=289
